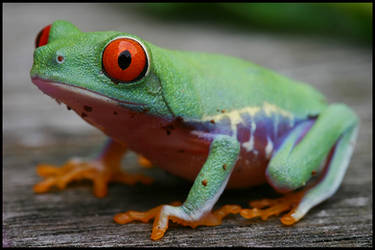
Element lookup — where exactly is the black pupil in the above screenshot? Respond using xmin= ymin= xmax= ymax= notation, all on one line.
xmin=118 ymin=50 xmax=131 ymax=70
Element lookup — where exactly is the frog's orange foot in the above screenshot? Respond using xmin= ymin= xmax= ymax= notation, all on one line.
xmin=114 ymin=202 xmax=241 ymax=240
xmin=137 ymin=155 xmax=153 ymax=168
xmin=240 ymin=190 xmax=305 ymax=225
xmin=34 ymin=159 xmax=154 ymax=198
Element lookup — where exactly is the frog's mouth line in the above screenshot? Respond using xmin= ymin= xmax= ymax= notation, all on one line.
xmin=31 ymin=76 xmax=145 ymax=107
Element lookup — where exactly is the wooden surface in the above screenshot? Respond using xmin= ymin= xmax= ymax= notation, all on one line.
xmin=3 ymin=3 xmax=372 ymax=247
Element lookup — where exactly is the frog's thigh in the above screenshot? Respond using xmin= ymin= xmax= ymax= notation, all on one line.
xmin=266 ymin=104 xmax=358 ymax=193
xmin=283 ymin=123 xmax=358 ymax=224
xmin=263 ymin=104 xmax=358 ymax=223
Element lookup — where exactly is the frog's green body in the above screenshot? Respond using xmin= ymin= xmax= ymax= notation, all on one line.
xmin=149 ymin=45 xmax=327 ymax=120
xmin=30 ymin=20 xmax=358 ymax=240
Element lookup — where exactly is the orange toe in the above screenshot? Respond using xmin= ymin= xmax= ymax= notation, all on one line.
xmin=137 ymin=155 xmax=153 ymax=168
xmin=280 ymin=212 xmax=299 ymax=225
xmin=33 ymin=177 xmax=58 ymax=193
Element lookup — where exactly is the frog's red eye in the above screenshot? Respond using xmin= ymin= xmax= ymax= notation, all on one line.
xmin=35 ymin=24 xmax=52 ymax=48
xmin=102 ymin=38 xmax=148 ymax=83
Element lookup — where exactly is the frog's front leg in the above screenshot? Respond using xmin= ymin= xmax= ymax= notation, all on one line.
xmin=114 ymin=135 xmax=241 ymax=240
xmin=34 ymin=139 xmax=153 ymax=197
xmin=241 ymin=104 xmax=358 ymax=224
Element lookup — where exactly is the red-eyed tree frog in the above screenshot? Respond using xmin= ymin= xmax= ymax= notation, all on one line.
xmin=30 ymin=20 xmax=359 ymax=240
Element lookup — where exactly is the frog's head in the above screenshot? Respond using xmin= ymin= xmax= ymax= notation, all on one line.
xmin=31 ymin=20 xmax=178 ymax=131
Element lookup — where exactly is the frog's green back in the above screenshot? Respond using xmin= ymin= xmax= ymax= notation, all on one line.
xmin=147 ymin=43 xmax=327 ymax=120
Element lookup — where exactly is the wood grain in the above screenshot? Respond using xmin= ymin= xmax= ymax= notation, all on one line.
xmin=3 ymin=3 xmax=372 ymax=247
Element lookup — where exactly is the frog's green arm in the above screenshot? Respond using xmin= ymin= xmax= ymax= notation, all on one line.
xmin=115 ymin=134 xmax=241 ymax=240
xmin=182 ymin=135 xmax=240 ymax=214
xmin=242 ymin=103 xmax=358 ymax=224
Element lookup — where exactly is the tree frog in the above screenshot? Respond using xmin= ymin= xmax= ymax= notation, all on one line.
xmin=30 ymin=20 xmax=359 ymax=240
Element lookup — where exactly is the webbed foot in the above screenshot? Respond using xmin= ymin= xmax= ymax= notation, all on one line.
xmin=114 ymin=202 xmax=241 ymax=240
xmin=240 ymin=191 xmax=305 ymax=225
xmin=34 ymin=158 xmax=154 ymax=197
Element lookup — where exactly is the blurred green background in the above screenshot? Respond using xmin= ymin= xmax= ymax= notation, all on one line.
xmin=135 ymin=3 xmax=372 ymax=46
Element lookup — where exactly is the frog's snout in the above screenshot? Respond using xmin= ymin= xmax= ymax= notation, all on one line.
xmin=31 ymin=46 xmax=61 ymax=79
xmin=31 ymin=47 xmax=46 ymax=77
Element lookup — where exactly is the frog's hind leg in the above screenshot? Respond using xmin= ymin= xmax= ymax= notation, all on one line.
xmin=34 ymin=139 xmax=153 ymax=197
xmin=280 ymin=124 xmax=358 ymax=224
xmin=241 ymin=104 xmax=358 ymax=225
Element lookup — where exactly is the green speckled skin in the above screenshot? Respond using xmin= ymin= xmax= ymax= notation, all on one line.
xmin=31 ymin=20 xmax=359 ymax=237
xmin=149 ymin=43 xmax=327 ymax=120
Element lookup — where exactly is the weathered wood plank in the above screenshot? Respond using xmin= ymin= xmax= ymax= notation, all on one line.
xmin=3 ymin=3 xmax=372 ymax=247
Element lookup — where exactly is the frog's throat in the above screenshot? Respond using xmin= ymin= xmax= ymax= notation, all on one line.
xmin=31 ymin=76 xmax=145 ymax=108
